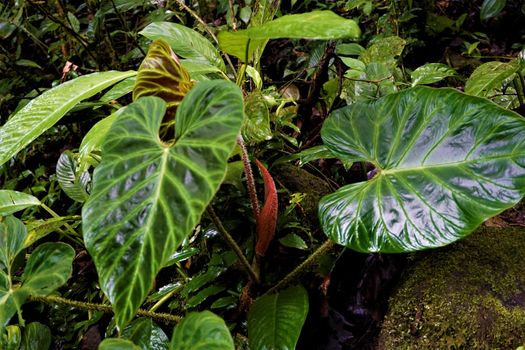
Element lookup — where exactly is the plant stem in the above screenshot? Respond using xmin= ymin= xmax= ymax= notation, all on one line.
xmin=262 ymin=240 xmax=336 ymax=296
xmin=29 ymin=295 xmax=182 ymax=324
xmin=237 ymin=135 xmax=260 ymax=219
xmin=207 ymin=206 xmax=260 ymax=284
xmin=149 ymin=283 xmax=184 ymax=312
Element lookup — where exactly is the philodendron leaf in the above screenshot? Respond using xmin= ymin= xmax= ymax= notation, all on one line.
xmin=133 ymin=40 xmax=193 ymax=110
xmin=0 ymin=191 xmax=41 ymax=216
xmin=319 ymin=86 xmax=525 ymax=253
xmin=248 ymin=285 xmax=309 ymax=350
xmin=170 ymin=311 xmax=234 ymax=350
xmin=83 ymin=80 xmax=244 ymax=329
xmin=218 ymin=10 xmax=360 ymax=61
xmin=122 ymin=318 xmax=169 ymax=350
xmin=0 ymin=70 xmax=136 ymax=167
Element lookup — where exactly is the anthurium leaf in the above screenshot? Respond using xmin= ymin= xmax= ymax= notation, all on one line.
xmin=169 ymin=311 xmax=234 ymax=350
xmin=56 ymin=151 xmax=90 ymax=203
xmin=411 ymin=63 xmax=456 ymax=86
xmin=480 ymin=0 xmax=506 ymax=20
xmin=0 ymin=216 xmax=27 ymax=270
xmin=140 ymin=22 xmax=225 ymax=72
xmin=133 ymin=39 xmax=193 ymax=110
xmin=122 ymin=318 xmax=169 ymax=350
xmin=0 ymin=191 xmax=41 ymax=216
xmin=248 ymin=285 xmax=309 ymax=350
xmin=319 ymin=86 xmax=525 ymax=253
xmin=19 ymin=322 xmax=52 ymax=350
xmin=0 ymin=70 xmax=136 ymax=167
xmin=82 ymin=80 xmax=244 ymax=329
xmin=99 ymin=338 xmax=142 ymax=350
xmin=218 ymin=10 xmax=360 ymax=61
xmin=21 ymin=242 xmax=74 ymax=295
xmin=465 ymin=60 xmax=519 ymax=97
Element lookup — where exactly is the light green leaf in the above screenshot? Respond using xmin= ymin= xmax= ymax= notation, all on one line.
xmin=4 ymin=325 xmax=21 ymax=350
xmin=56 ymin=151 xmax=90 ymax=203
xmin=180 ymin=60 xmax=223 ymax=77
xmin=100 ymin=77 xmax=136 ymax=103
xmin=278 ymin=145 xmax=342 ymax=167
xmin=336 ymin=43 xmax=365 ymax=56
xmin=319 ymin=87 xmax=525 ymax=253
xmin=243 ymin=92 xmax=272 ymax=142
xmin=359 ymin=36 xmax=406 ymax=65
xmin=0 ymin=191 xmax=41 ymax=216
xmin=82 ymin=80 xmax=244 ymax=329
xmin=0 ymin=271 xmax=29 ymax=328
xmin=279 ymin=233 xmax=308 ymax=250
xmin=465 ymin=60 xmax=519 ymax=97
xmin=248 ymin=285 xmax=309 ymax=350
xmin=140 ymin=22 xmax=225 ymax=72
xmin=79 ymin=111 xmax=121 ymax=168
xmin=99 ymin=338 xmax=142 ymax=350
xmin=0 ymin=70 xmax=136 ymax=167
xmin=19 ymin=322 xmax=52 ymax=350
xmin=170 ymin=311 xmax=234 ymax=350
xmin=340 ymin=57 xmax=366 ymax=71
xmin=122 ymin=318 xmax=169 ymax=350
xmin=0 ymin=216 xmax=27 ymax=271
xmin=480 ymin=0 xmax=506 ymax=20
xmin=24 ymin=217 xmax=75 ymax=249
xmin=411 ymin=63 xmax=456 ymax=86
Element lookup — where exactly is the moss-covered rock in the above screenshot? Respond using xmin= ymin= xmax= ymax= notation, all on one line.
xmin=377 ymin=226 xmax=525 ymax=349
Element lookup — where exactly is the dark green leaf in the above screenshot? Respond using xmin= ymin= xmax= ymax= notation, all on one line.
xmin=0 ymin=216 xmax=27 ymax=270
xmin=480 ymin=0 xmax=506 ymax=20
xmin=248 ymin=285 xmax=309 ymax=350
xmin=122 ymin=318 xmax=169 ymax=350
xmin=99 ymin=338 xmax=142 ymax=350
xmin=279 ymin=233 xmax=308 ymax=250
xmin=170 ymin=311 xmax=234 ymax=350
xmin=186 ymin=285 xmax=226 ymax=308
xmin=19 ymin=322 xmax=51 ymax=350
xmin=0 ymin=191 xmax=41 ymax=216
xmin=320 ymin=87 xmax=525 ymax=253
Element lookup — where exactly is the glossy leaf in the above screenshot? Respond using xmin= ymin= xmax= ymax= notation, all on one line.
xmin=140 ymin=22 xmax=225 ymax=71
xmin=0 ymin=70 xmax=136 ymax=167
xmin=133 ymin=40 xmax=193 ymax=110
xmin=170 ymin=311 xmax=234 ymax=350
xmin=248 ymin=285 xmax=309 ymax=350
xmin=0 ymin=191 xmax=41 ymax=216
xmin=0 ymin=216 xmax=27 ymax=271
xmin=4 ymin=325 xmax=21 ymax=350
xmin=99 ymin=338 xmax=142 ymax=350
xmin=319 ymin=87 xmax=525 ymax=253
xmin=100 ymin=77 xmax=136 ymax=103
xmin=465 ymin=61 xmax=519 ymax=97
xmin=480 ymin=0 xmax=506 ymax=20
xmin=279 ymin=233 xmax=308 ymax=250
xmin=19 ymin=322 xmax=52 ymax=350
xmin=56 ymin=151 xmax=90 ymax=203
xmin=83 ymin=80 xmax=244 ymax=329
xmin=218 ymin=11 xmax=360 ymax=61
xmin=122 ymin=318 xmax=169 ymax=350
xmin=242 ymin=92 xmax=272 ymax=142
xmin=411 ymin=63 xmax=456 ymax=86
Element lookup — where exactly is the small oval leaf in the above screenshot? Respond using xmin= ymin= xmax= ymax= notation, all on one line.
xmin=170 ymin=311 xmax=234 ymax=350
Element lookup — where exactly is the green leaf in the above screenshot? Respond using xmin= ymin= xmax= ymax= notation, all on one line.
xmin=0 ymin=216 xmax=27 ymax=271
xmin=100 ymin=77 xmax=136 ymax=103
xmin=140 ymin=22 xmax=225 ymax=72
xmin=279 ymin=233 xmax=308 ymax=250
xmin=248 ymin=285 xmax=309 ymax=350
xmin=411 ymin=63 xmax=456 ymax=86
xmin=83 ymin=80 xmax=244 ymax=329
xmin=219 ymin=11 xmax=360 ymax=61
xmin=480 ymin=0 xmax=506 ymax=20
xmin=336 ymin=43 xmax=365 ymax=56
xmin=24 ymin=217 xmax=77 ymax=248
xmin=465 ymin=61 xmax=519 ymax=97
xmin=319 ymin=87 xmax=525 ymax=253
xmin=56 ymin=151 xmax=90 ymax=203
xmin=0 ymin=191 xmax=41 ymax=216
xmin=79 ymin=111 xmax=121 ymax=168
xmin=170 ymin=311 xmax=234 ymax=350
xmin=0 ymin=70 xmax=136 ymax=167
xmin=19 ymin=322 xmax=52 ymax=350
xmin=186 ymin=285 xmax=226 ymax=308
xmin=122 ymin=318 xmax=169 ymax=350
xmin=0 ymin=271 xmax=29 ymax=328
xmin=99 ymin=338 xmax=142 ymax=350
xmin=4 ymin=325 xmax=21 ymax=350
xmin=242 ymin=92 xmax=272 ymax=142
xmin=359 ymin=36 xmax=406 ymax=65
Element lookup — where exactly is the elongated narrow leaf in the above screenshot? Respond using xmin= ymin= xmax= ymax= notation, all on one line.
xmin=0 ymin=191 xmax=40 ymax=216
xmin=0 ymin=216 xmax=27 ymax=271
xmin=219 ymin=10 xmax=360 ymax=60
xmin=122 ymin=318 xmax=169 ymax=350
xmin=140 ymin=22 xmax=225 ymax=72
xmin=465 ymin=60 xmax=519 ymax=97
xmin=0 ymin=71 xmax=136 ymax=167
xmin=133 ymin=40 xmax=193 ymax=110
xmin=170 ymin=311 xmax=234 ymax=350
xmin=56 ymin=151 xmax=90 ymax=203
xmin=83 ymin=80 xmax=244 ymax=329
xmin=480 ymin=0 xmax=506 ymax=20
xmin=319 ymin=87 xmax=525 ymax=253
xmin=248 ymin=285 xmax=309 ymax=350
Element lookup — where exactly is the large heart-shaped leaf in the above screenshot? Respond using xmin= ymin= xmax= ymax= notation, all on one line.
xmin=170 ymin=311 xmax=234 ymax=350
xmin=248 ymin=285 xmax=309 ymax=350
xmin=0 ymin=70 xmax=136 ymax=167
xmin=319 ymin=86 xmax=525 ymax=253
xmin=82 ymin=80 xmax=244 ymax=329
xmin=0 ymin=191 xmax=41 ymax=216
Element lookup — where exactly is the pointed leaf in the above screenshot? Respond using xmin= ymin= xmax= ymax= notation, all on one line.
xmin=170 ymin=311 xmax=234 ymax=350
xmin=122 ymin=318 xmax=169 ymax=350
xmin=411 ymin=63 xmax=456 ymax=86
xmin=56 ymin=151 xmax=90 ymax=203
xmin=320 ymin=87 xmax=525 ymax=253
xmin=465 ymin=60 xmax=519 ymax=97
xmin=0 ymin=70 xmax=136 ymax=167
xmin=140 ymin=22 xmax=226 ymax=72
xmin=248 ymin=285 xmax=309 ymax=350
xmin=0 ymin=191 xmax=41 ymax=216
xmin=480 ymin=0 xmax=506 ymax=20
xmin=0 ymin=216 xmax=27 ymax=270
xmin=83 ymin=80 xmax=244 ymax=329
xmin=255 ymin=160 xmax=278 ymax=256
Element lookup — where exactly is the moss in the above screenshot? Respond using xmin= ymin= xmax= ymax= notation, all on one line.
xmin=377 ymin=226 xmax=525 ymax=349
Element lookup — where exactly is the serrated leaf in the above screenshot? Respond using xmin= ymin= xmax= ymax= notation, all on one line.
xmin=319 ymin=87 xmax=525 ymax=253
xmin=465 ymin=60 xmax=519 ymax=97
xmin=56 ymin=151 xmax=90 ymax=203
xmin=411 ymin=63 xmax=456 ymax=86
xmin=170 ymin=311 xmax=234 ymax=350
xmin=0 ymin=191 xmax=41 ymax=216
xmin=122 ymin=318 xmax=169 ymax=350
xmin=480 ymin=0 xmax=506 ymax=20
xmin=99 ymin=338 xmax=142 ymax=350
xmin=219 ymin=11 xmax=360 ymax=61
xmin=0 ymin=70 xmax=136 ymax=167
xmin=82 ymin=80 xmax=244 ymax=329
xmin=140 ymin=22 xmax=225 ymax=72
xmin=19 ymin=322 xmax=52 ymax=350
xmin=248 ymin=285 xmax=309 ymax=350
xmin=0 ymin=216 xmax=27 ymax=271
xmin=133 ymin=40 xmax=193 ymax=110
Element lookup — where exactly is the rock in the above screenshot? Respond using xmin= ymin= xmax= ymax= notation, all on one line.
xmin=377 ymin=226 xmax=525 ymax=349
